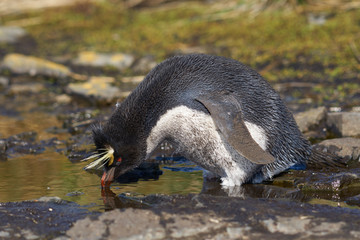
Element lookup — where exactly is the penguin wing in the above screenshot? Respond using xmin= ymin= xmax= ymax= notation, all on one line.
xmin=196 ymin=93 xmax=275 ymax=164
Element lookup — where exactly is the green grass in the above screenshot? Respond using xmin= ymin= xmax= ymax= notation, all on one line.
xmin=2 ymin=1 xmax=360 ymax=108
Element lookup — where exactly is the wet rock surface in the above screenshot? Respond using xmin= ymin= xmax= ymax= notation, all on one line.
xmin=4 ymin=194 xmax=358 ymax=240
xmin=314 ymin=138 xmax=360 ymax=162
xmin=0 ymin=197 xmax=99 ymax=240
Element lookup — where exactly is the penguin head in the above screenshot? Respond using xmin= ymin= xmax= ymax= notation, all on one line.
xmin=84 ymin=121 xmax=144 ymax=188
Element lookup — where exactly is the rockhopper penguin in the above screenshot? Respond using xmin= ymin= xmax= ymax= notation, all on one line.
xmin=85 ymin=54 xmax=312 ymax=188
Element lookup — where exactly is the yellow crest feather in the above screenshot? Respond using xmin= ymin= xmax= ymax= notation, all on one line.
xmin=83 ymin=146 xmax=114 ymax=170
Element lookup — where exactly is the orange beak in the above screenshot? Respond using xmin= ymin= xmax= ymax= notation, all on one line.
xmin=101 ymin=167 xmax=115 ymax=188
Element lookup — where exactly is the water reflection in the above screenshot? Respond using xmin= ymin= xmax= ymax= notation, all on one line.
xmin=101 ymin=188 xmax=152 ymax=211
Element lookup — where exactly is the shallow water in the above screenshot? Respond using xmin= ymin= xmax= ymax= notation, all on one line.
xmin=0 ymin=150 xmax=204 ymax=211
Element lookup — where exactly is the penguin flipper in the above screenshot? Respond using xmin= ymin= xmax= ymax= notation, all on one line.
xmin=196 ymin=93 xmax=275 ymax=165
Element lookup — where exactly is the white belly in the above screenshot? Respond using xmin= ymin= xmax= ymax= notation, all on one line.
xmin=146 ymin=105 xmax=265 ymax=186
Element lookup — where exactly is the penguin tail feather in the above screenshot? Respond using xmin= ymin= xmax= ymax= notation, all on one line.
xmin=306 ymin=147 xmax=347 ymax=169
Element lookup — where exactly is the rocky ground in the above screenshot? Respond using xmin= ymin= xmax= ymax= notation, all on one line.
xmin=2 ymin=193 xmax=360 ymax=239
xmin=0 ymin=1 xmax=360 ymax=239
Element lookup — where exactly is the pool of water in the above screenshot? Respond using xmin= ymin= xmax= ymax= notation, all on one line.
xmin=0 ymin=150 xmax=204 ymax=210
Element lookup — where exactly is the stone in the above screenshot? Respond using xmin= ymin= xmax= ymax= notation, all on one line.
xmin=121 ymin=76 xmax=144 ymax=84
xmin=132 ymin=55 xmax=157 ymax=74
xmin=262 ymin=216 xmax=311 ymax=235
xmin=66 ymin=191 xmax=84 ymax=197
xmin=0 ymin=26 xmax=27 ymax=43
xmin=314 ymin=137 xmax=360 ymax=162
xmin=66 ymin=194 xmax=360 ymax=240
xmin=55 ymin=94 xmax=72 ymax=105
xmin=0 ymin=0 xmax=100 ymax=15
xmin=0 ymin=139 xmax=7 ymax=155
xmin=2 ymin=194 xmax=360 ymax=239
xmin=346 ymin=194 xmax=360 ymax=207
xmin=0 ymin=77 xmax=9 ymax=88
xmin=294 ymin=106 xmax=327 ymax=133
xmin=0 ymin=199 xmax=96 ymax=239
xmin=73 ymin=51 xmax=135 ymax=71
xmin=1 ymin=53 xmax=71 ymax=79
xmin=0 ymin=231 xmax=10 ymax=238
xmin=66 ymin=209 xmax=166 ymax=240
xmin=67 ymin=76 xmax=122 ymax=104
xmin=327 ymin=112 xmax=360 ymax=137
xmin=8 ymin=83 xmax=45 ymax=94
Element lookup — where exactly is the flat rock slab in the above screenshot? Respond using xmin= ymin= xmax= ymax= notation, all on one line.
xmin=67 ymin=76 xmax=124 ymax=105
xmin=0 ymin=197 xmax=98 ymax=239
xmin=73 ymin=51 xmax=135 ymax=71
xmin=314 ymin=137 xmax=360 ymax=162
xmin=2 ymin=194 xmax=360 ymax=239
xmin=327 ymin=112 xmax=360 ymax=137
xmin=66 ymin=194 xmax=360 ymax=240
xmin=1 ymin=53 xmax=71 ymax=79
xmin=294 ymin=106 xmax=327 ymax=133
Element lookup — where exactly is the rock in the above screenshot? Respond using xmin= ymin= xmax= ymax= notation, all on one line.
xmin=1 ymin=53 xmax=71 ymax=79
xmin=2 ymin=194 xmax=360 ymax=239
xmin=314 ymin=137 xmax=360 ymax=162
xmin=298 ymin=171 xmax=360 ymax=192
xmin=0 ymin=199 xmax=97 ymax=239
xmin=73 ymin=51 xmax=135 ymax=71
xmin=0 ymin=139 xmax=7 ymax=161
xmin=0 ymin=76 xmax=9 ymax=88
xmin=327 ymin=112 xmax=360 ymax=137
xmin=55 ymin=94 xmax=72 ymax=105
xmin=67 ymin=76 xmax=122 ymax=105
xmin=0 ymin=0 xmax=99 ymax=15
xmin=121 ymin=75 xmax=144 ymax=84
xmin=36 ymin=196 xmax=68 ymax=204
xmin=66 ymin=191 xmax=84 ymax=197
xmin=66 ymin=194 xmax=360 ymax=240
xmin=8 ymin=83 xmax=45 ymax=94
xmin=132 ymin=55 xmax=157 ymax=74
xmin=346 ymin=194 xmax=360 ymax=207
xmin=3 ymin=132 xmax=65 ymax=158
xmin=0 ymin=26 xmax=27 ymax=43
xmin=294 ymin=106 xmax=327 ymax=133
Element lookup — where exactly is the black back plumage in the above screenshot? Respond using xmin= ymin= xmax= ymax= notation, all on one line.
xmin=96 ymin=54 xmax=311 ymax=180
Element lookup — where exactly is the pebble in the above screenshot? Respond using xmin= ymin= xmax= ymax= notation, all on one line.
xmin=294 ymin=106 xmax=327 ymax=133
xmin=0 ymin=231 xmax=10 ymax=238
xmin=55 ymin=94 xmax=72 ymax=105
xmin=73 ymin=51 xmax=135 ymax=71
xmin=1 ymin=53 xmax=71 ymax=79
xmin=66 ymin=191 xmax=84 ymax=197
xmin=0 ymin=76 xmax=9 ymax=88
xmin=67 ymin=76 xmax=121 ymax=104
xmin=132 ymin=55 xmax=157 ymax=74
xmin=0 ymin=26 xmax=27 ymax=43
xmin=121 ymin=75 xmax=144 ymax=84
xmin=8 ymin=83 xmax=45 ymax=94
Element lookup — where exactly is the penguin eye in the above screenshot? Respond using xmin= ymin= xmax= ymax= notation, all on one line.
xmin=115 ymin=157 xmax=122 ymax=166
